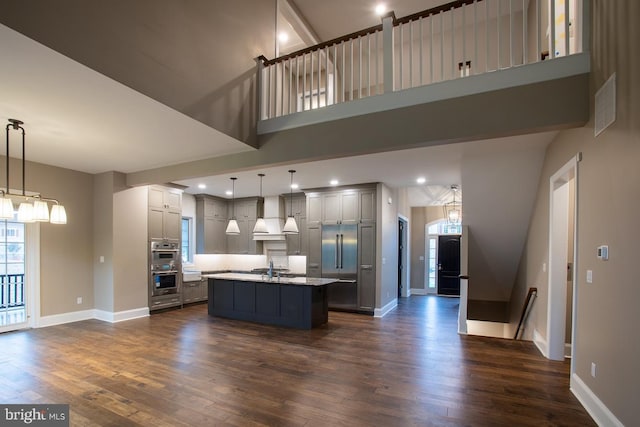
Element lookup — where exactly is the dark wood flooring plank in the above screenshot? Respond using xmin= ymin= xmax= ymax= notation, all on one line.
xmin=0 ymin=296 xmax=594 ymax=426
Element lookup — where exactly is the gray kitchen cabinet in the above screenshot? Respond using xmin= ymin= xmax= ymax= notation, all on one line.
xmin=286 ymin=195 xmax=307 ymax=255
xmin=359 ymin=189 xmax=377 ymax=223
xmin=226 ymin=197 xmax=263 ymax=255
xmin=306 ymin=193 xmax=322 ymax=226
xmin=203 ymin=197 xmax=228 ymax=219
xmin=306 ymin=224 xmax=322 ymax=277
xmin=358 ymin=222 xmax=376 ymax=312
xmin=321 ymin=191 xmax=359 ymax=224
xmin=196 ymin=195 xmax=228 ymax=254
xmin=183 ymin=279 xmax=208 ymax=304
xmin=148 ymin=186 xmax=182 ymax=241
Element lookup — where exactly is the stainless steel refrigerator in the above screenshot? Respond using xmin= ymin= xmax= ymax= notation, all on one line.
xmin=321 ymin=224 xmax=358 ymax=310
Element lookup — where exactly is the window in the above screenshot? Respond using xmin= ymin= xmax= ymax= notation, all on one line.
xmin=181 ymin=218 xmax=191 ymax=263
xmin=427 ymin=237 xmax=437 ymax=289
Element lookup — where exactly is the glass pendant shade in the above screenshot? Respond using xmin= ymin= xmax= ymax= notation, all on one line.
xmin=0 ymin=197 xmax=14 ymax=219
xmin=253 ymin=173 xmax=268 ymax=234
xmin=448 ymin=209 xmax=460 ymax=223
xmin=226 ymin=218 xmax=240 ymax=235
xmin=33 ymin=200 xmax=50 ymax=222
xmin=17 ymin=202 xmax=35 ymax=223
xmin=282 ymin=216 xmax=299 ymax=234
xmin=50 ymin=204 xmax=67 ymax=225
xmin=253 ymin=217 xmax=268 ymax=234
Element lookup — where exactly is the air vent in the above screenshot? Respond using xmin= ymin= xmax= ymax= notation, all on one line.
xmin=595 ymin=73 xmax=616 ymax=137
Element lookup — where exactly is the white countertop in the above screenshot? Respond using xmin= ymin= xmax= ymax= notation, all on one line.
xmin=204 ymin=273 xmax=337 ymax=287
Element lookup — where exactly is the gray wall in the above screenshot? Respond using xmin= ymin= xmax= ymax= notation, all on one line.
xmin=510 ymin=1 xmax=639 ymax=424
xmin=1 ymin=156 xmax=95 ymax=317
xmin=409 ymin=206 xmax=445 ymax=292
xmin=376 ymin=183 xmax=398 ymax=309
xmin=113 ymin=186 xmax=148 ymax=312
xmin=0 ymin=0 xmax=277 ymax=146
xmin=93 ymin=172 xmax=115 ymax=312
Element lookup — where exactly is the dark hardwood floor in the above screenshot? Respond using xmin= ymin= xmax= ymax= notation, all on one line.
xmin=0 ymin=296 xmax=594 ymax=426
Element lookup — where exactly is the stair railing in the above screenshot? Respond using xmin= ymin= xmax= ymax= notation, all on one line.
xmin=258 ymin=0 xmax=583 ymax=121
xmin=514 ymin=287 xmax=537 ymax=340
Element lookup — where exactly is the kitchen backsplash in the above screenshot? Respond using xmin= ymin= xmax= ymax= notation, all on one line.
xmin=193 ymin=254 xmax=307 ymax=275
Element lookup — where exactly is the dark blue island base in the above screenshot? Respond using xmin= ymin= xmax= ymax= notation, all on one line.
xmin=207 ymin=278 xmax=330 ymax=329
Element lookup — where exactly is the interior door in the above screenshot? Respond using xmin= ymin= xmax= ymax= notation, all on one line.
xmin=437 ymin=235 xmax=460 ymax=296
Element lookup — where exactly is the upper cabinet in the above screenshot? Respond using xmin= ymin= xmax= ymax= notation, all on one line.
xmin=307 ymin=185 xmax=377 ymax=226
xmin=196 ymin=195 xmax=263 ymax=255
xmin=321 ymin=191 xmax=358 ymax=224
xmin=226 ymin=197 xmax=263 ymax=255
xmin=148 ymin=186 xmax=182 ymax=241
xmin=196 ymin=195 xmax=228 ymax=254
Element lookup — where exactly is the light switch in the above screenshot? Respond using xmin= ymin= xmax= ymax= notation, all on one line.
xmin=586 ymin=270 xmax=593 ymax=284
xmin=419 ymin=256 xmax=424 ymax=261
xmin=99 ymin=256 xmax=105 ymax=263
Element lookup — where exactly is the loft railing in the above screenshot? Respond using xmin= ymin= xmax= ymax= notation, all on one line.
xmin=1 ymin=274 xmax=25 ymax=309
xmin=258 ymin=0 xmax=584 ymax=120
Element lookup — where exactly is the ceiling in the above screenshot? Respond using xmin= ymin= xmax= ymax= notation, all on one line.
xmin=0 ymin=1 xmax=555 ymax=207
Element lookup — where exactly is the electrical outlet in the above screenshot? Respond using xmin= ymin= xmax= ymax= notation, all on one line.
xmin=76 ymin=297 xmax=82 ymax=305
xmin=591 ymin=362 xmax=597 ymax=378
xmin=99 ymin=256 xmax=104 ymax=263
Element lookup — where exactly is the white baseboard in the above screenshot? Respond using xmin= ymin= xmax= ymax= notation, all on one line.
xmin=533 ymin=328 xmax=548 ymax=357
xmin=571 ymin=373 xmax=623 ymax=427
xmin=36 ymin=309 xmax=95 ymax=328
xmin=374 ymin=299 xmax=398 ymax=318
xmin=36 ymin=307 xmax=149 ymax=328
xmin=94 ymin=307 xmax=149 ymax=323
xmin=410 ymin=288 xmax=428 ymax=295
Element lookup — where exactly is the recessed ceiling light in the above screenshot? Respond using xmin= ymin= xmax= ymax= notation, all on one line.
xmin=416 ymin=177 xmax=426 ymax=184
xmin=278 ymin=32 xmax=289 ymax=43
xmin=291 ymin=183 xmax=299 ymax=190
xmin=330 ymin=179 xmax=339 ymax=186
xmin=197 ymin=183 xmax=206 ymax=189
xmin=225 ymin=190 xmax=233 ymax=196
xmin=375 ymin=3 xmax=386 ymax=16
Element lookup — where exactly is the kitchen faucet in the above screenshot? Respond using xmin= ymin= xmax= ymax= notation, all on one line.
xmin=268 ymin=259 xmax=274 ymax=279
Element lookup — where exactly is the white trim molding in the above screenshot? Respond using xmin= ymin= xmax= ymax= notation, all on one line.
xmin=374 ymin=299 xmax=397 ymax=318
xmin=533 ymin=329 xmax=548 ymax=358
xmin=36 ymin=307 xmax=150 ymax=328
xmin=410 ymin=288 xmax=428 ymax=295
xmin=36 ymin=309 xmax=95 ymax=328
xmin=94 ymin=307 xmax=150 ymax=323
xmin=571 ymin=373 xmax=623 ymax=427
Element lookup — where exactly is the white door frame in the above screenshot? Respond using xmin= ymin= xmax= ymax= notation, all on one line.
xmin=547 ymin=155 xmax=579 ymax=371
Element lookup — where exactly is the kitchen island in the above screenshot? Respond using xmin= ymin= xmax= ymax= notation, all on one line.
xmin=206 ymin=273 xmax=336 ymax=329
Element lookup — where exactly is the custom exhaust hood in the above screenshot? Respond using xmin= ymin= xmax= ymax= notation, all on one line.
xmin=253 ymin=196 xmax=286 ymax=241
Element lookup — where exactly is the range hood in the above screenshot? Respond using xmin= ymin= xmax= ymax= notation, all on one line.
xmin=253 ymin=196 xmax=286 ymax=241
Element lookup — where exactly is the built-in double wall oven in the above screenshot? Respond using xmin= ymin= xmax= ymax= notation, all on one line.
xmin=150 ymin=240 xmax=180 ymax=297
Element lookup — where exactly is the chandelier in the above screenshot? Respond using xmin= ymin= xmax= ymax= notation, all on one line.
xmin=1 ymin=119 xmax=67 ymax=224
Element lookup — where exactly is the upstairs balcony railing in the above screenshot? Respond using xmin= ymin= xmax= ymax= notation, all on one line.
xmin=258 ymin=0 xmax=584 ymax=121
xmin=1 ymin=274 xmax=25 ymax=309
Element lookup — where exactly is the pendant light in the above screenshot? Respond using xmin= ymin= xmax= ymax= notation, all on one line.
xmin=282 ymin=170 xmax=299 ymax=234
xmin=443 ymin=185 xmax=461 ymax=225
xmin=3 ymin=119 xmax=66 ymax=224
xmin=225 ymin=177 xmax=240 ymax=235
xmin=253 ymin=173 xmax=268 ymax=234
